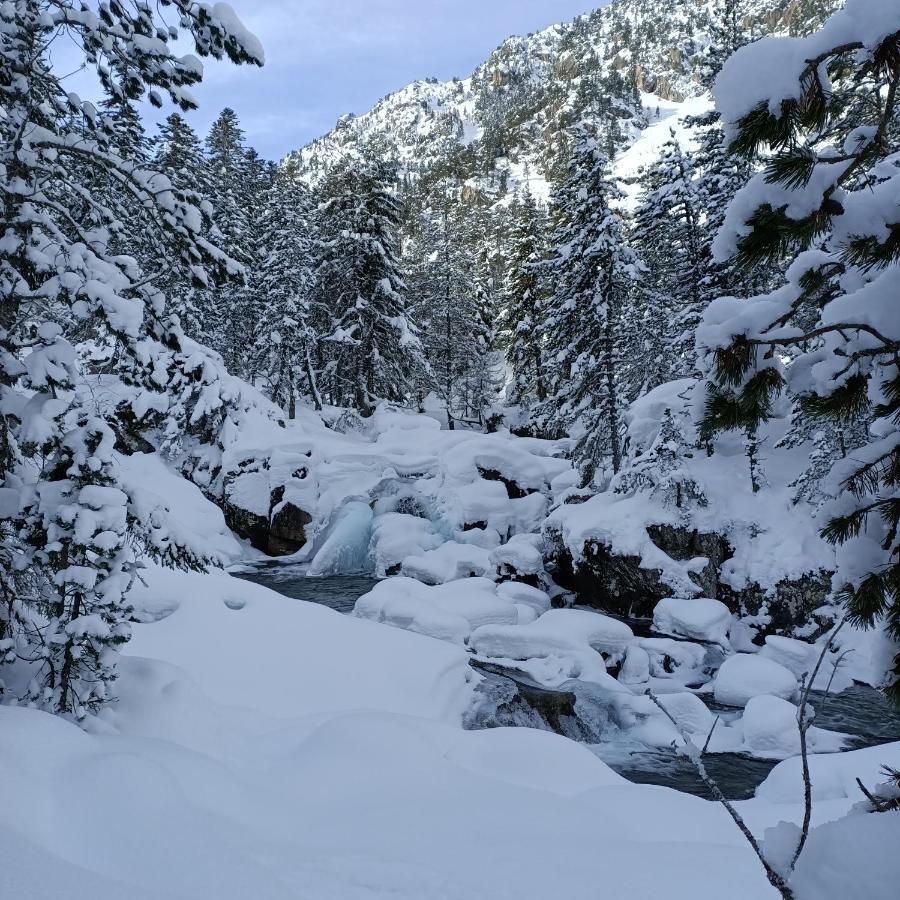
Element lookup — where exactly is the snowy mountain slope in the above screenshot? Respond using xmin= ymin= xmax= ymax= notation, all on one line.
xmin=287 ymin=0 xmax=841 ymax=197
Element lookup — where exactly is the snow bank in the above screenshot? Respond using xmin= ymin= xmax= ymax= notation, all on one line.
xmin=0 ymin=564 xmax=794 ymax=899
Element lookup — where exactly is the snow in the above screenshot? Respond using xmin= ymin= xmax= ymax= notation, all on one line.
xmin=741 ymin=695 xmax=847 ymax=760
xmin=354 ymin=576 xmax=517 ymax=643
xmin=653 ymin=596 xmax=733 ymax=646
xmin=760 ymin=636 xmax=817 ymax=679
xmin=714 ymin=653 xmax=799 ymax=707
xmin=470 ymin=608 xmax=634 ymax=675
xmin=1 ymin=563 xmax=826 ymax=899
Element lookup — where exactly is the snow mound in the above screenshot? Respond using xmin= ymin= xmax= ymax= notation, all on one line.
xmin=653 ymin=596 xmax=732 ymax=646
xmin=741 ymin=695 xmax=847 ymax=760
xmin=713 ymin=653 xmax=798 ymax=707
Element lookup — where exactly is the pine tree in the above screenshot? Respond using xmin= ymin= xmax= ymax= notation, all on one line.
xmin=698 ymin=3 xmax=900 ymax=697
xmin=251 ymin=165 xmax=318 ymax=417
xmin=0 ymin=0 xmax=263 ymax=715
xmin=406 ymin=190 xmax=494 ymax=427
xmin=616 ymin=408 xmax=707 ymax=514
xmin=499 ymin=189 xmax=548 ymax=413
xmin=539 ymin=129 xmax=640 ymax=482
xmin=151 ymin=113 xmax=211 ymax=337
xmin=314 ymin=158 xmax=426 ymax=413
xmin=631 ymin=131 xmax=704 ymax=381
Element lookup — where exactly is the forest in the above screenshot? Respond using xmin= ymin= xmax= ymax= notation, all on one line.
xmin=1 ymin=1 xmax=898 ymax=898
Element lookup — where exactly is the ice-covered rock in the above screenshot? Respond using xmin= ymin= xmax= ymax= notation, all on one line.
xmin=653 ymin=596 xmax=732 ymax=646
xmin=713 ymin=653 xmax=798 ymax=707
xmin=307 ymin=500 xmax=374 ymax=576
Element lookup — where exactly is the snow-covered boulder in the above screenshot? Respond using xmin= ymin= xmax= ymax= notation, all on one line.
xmin=759 ymin=635 xmax=816 ymax=678
xmin=489 ymin=532 xmax=545 ymax=579
xmin=618 ymin=644 xmax=651 ymax=685
xmin=741 ymin=695 xmax=847 ymax=759
xmin=495 ymin=581 xmax=551 ymax=616
xmin=471 ymin=608 xmax=634 ymax=665
xmin=713 ymin=653 xmax=798 ymax=707
xmin=637 ymin=637 xmax=710 ymax=685
xmin=656 ymin=691 xmax=716 ymax=740
xmin=354 ymin=576 xmax=517 ymax=643
xmin=401 ymin=541 xmax=492 ymax=584
xmin=653 ymin=597 xmax=732 ymax=646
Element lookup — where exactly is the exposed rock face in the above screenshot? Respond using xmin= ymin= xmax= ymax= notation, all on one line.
xmin=465 ymin=660 xmax=596 ymax=741
xmin=223 ymin=457 xmax=313 ymax=557
xmin=477 ymin=466 xmax=533 ymax=499
xmin=550 ymin=526 xmax=832 ymax=637
xmin=268 ymin=500 xmax=313 ymax=557
xmin=719 ymin=572 xmax=833 ymax=641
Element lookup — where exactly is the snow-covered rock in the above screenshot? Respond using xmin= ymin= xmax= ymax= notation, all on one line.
xmin=401 ymin=541 xmax=492 ymax=584
xmin=713 ymin=653 xmax=798 ymax=707
xmin=354 ymin=576 xmax=517 ymax=643
xmin=653 ymin=596 xmax=733 ymax=645
xmin=741 ymin=694 xmax=847 ymax=759
xmin=471 ymin=608 xmax=634 ymax=665
xmin=759 ymin=635 xmax=817 ymax=678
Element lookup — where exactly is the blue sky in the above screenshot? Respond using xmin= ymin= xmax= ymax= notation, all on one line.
xmin=168 ymin=1 xmax=603 ymax=159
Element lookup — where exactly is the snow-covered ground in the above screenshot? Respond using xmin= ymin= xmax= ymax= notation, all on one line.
xmin=3 ymin=559 xmax=897 ymax=899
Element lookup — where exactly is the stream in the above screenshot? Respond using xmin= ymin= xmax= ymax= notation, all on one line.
xmin=238 ymin=565 xmax=900 ymax=800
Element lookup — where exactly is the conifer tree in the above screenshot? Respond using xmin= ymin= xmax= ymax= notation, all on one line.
xmin=539 ymin=129 xmax=640 ymax=482
xmin=314 ymin=158 xmax=425 ymax=413
xmin=499 ymin=189 xmax=548 ymax=413
xmin=252 ymin=166 xmax=318 ymax=417
xmin=698 ymin=3 xmax=900 ymax=696
xmin=0 ymin=0 xmax=263 ymax=715
xmin=631 ymin=131 xmax=704 ymax=381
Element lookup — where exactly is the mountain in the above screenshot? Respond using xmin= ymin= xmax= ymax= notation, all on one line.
xmin=286 ymin=0 xmax=841 ymax=200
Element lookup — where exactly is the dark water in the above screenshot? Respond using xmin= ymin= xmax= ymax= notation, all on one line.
xmin=235 ymin=564 xmax=380 ymax=614
xmin=238 ymin=566 xmax=900 ymax=800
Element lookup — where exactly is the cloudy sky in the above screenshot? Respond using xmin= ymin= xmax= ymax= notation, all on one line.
xmin=166 ymin=1 xmax=603 ymax=159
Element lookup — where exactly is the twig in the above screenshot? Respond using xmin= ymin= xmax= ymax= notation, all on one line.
xmin=647 ymin=691 xmax=795 ymax=900
xmin=791 ymin=615 xmax=848 ymax=870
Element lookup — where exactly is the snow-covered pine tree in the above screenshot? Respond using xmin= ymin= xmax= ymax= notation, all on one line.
xmin=539 ymin=128 xmax=640 ymax=483
xmin=697 ymin=0 xmax=900 ymax=696
xmin=251 ymin=163 xmax=318 ymax=417
xmin=407 ymin=190 xmax=493 ymax=427
xmin=498 ymin=189 xmax=548 ymax=415
xmin=615 ymin=408 xmax=707 ymax=514
xmin=0 ymin=0 xmax=263 ymax=714
xmin=151 ymin=114 xmax=212 ymax=337
xmin=631 ymin=131 xmax=704 ymax=382
xmin=314 ymin=157 xmax=425 ymax=413
xmin=202 ymin=108 xmax=265 ymax=376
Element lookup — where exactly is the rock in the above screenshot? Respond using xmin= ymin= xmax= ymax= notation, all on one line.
xmin=713 ymin=653 xmax=798 ymax=707
xmin=223 ymin=469 xmax=312 ymax=557
xmin=476 ymin=466 xmax=534 ymax=499
xmin=466 ymin=661 xmax=595 ymax=740
xmin=223 ymin=497 xmax=270 ymax=553
xmin=268 ymin=501 xmax=312 ymax=556
xmin=718 ymin=572 xmax=832 ymax=641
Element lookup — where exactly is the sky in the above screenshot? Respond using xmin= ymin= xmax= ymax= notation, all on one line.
xmin=155 ymin=1 xmax=604 ymax=160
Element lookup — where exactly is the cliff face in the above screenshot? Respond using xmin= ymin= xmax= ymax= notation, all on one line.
xmin=285 ymin=0 xmax=841 ymax=196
